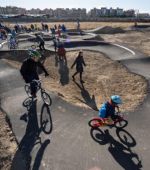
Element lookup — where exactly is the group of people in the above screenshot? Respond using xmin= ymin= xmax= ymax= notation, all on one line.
xmin=0 ymin=22 xmax=19 ymax=49
xmin=0 ymin=28 xmax=7 ymax=40
xmin=20 ymin=47 xmax=86 ymax=95
xmin=20 ymin=44 xmax=122 ymax=123
xmin=50 ymin=24 xmax=67 ymax=38
xmin=0 ymin=21 xmax=123 ymax=123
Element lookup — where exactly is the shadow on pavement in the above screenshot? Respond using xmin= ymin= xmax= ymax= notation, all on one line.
xmin=90 ymin=128 xmax=142 ymax=170
xmin=57 ymin=57 xmax=69 ymax=86
xmin=11 ymin=98 xmax=52 ymax=170
xmin=32 ymin=139 xmax=50 ymax=170
xmin=74 ymin=80 xmax=98 ymax=111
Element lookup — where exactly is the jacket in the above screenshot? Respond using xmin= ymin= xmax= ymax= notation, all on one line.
xmin=99 ymin=101 xmax=115 ymax=118
xmin=20 ymin=58 xmax=48 ymax=83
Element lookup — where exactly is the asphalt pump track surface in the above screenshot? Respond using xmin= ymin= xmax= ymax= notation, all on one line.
xmin=0 ymin=38 xmax=150 ymax=170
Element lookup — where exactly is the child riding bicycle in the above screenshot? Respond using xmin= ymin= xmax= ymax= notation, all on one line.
xmin=99 ymin=95 xmax=122 ymax=125
xmin=20 ymin=48 xmax=49 ymax=98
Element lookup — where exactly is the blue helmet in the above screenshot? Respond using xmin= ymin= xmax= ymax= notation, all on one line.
xmin=111 ymin=95 xmax=122 ymax=104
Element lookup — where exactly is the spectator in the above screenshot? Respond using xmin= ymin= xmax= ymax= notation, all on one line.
xmin=45 ymin=24 xmax=49 ymax=32
xmin=57 ymin=43 xmax=66 ymax=63
xmin=35 ymin=33 xmax=45 ymax=51
xmin=31 ymin=24 xmax=35 ymax=31
xmin=57 ymin=29 xmax=61 ymax=38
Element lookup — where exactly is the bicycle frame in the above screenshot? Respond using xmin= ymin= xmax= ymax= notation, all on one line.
xmin=89 ymin=112 xmax=125 ymax=128
xmin=33 ymin=80 xmax=44 ymax=93
xmin=25 ymin=78 xmax=52 ymax=106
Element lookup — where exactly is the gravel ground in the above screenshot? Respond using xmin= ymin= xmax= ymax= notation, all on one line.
xmin=0 ymin=110 xmax=17 ymax=170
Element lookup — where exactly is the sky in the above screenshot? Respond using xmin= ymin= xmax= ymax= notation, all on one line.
xmin=0 ymin=0 xmax=150 ymax=13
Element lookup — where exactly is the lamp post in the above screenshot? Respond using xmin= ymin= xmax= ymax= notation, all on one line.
xmin=135 ymin=9 xmax=139 ymax=27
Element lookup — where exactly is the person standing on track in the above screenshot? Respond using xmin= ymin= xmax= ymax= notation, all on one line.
xmin=71 ymin=51 xmax=86 ymax=83
xmin=35 ymin=33 xmax=45 ymax=51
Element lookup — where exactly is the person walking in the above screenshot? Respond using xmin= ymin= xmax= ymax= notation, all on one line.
xmin=71 ymin=51 xmax=86 ymax=83
xmin=35 ymin=33 xmax=45 ymax=51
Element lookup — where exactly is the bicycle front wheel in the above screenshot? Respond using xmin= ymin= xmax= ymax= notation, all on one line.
xmin=114 ymin=119 xmax=128 ymax=129
xmin=41 ymin=91 xmax=52 ymax=106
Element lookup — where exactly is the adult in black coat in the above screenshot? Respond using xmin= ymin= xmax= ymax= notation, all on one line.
xmin=71 ymin=51 xmax=86 ymax=83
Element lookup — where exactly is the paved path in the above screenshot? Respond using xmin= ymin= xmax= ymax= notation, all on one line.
xmin=0 ymin=39 xmax=150 ymax=170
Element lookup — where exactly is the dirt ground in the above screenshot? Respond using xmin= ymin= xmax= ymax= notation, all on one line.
xmin=3 ymin=50 xmax=147 ymax=112
xmin=1 ymin=22 xmax=150 ymax=169
xmin=44 ymin=51 xmax=148 ymax=111
xmin=0 ymin=110 xmax=17 ymax=170
xmin=6 ymin=21 xmax=132 ymax=29
xmin=6 ymin=21 xmax=150 ymax=30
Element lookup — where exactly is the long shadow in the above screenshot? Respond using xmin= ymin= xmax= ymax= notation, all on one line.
xmin=32 ymin=139 xmax=50 ymax=170
xmin=116 ymin=128 xmax=136 ymax=147
xmin=90 ymin=128 xmax=142 ymax=170
xmin=11 ymin=98 xmax=52 ymax=170
xmin=58 ymin=58 xmax=69 ymax=86
xmin=40 ymin=103 xmax=53 ymax=134
xmin=73 ymin=80 xmax=98 ymax=111
xmin=55 ymin=53 xmax=59 ymax=67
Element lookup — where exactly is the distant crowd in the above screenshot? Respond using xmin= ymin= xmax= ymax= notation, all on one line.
xmin=0 ymin=22 xmax=68 ymax=40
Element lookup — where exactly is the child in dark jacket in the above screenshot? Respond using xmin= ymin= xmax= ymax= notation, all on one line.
xmin=20 ymin=50 xmax=49 ymax=97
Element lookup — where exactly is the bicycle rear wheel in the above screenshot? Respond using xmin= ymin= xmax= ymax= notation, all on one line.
xmin=25 ymin=84 xmax=31 ymax=97
xmin=88 ymin=118 xmax=104 ymax=128
xmin=41 ymin=91 xmax=52 ymax=106
xmin=40 ymin=104 xmax=52 ymax=134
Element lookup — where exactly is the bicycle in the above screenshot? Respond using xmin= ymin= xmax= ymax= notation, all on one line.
xmin=88 ymin=112 xmax=128 ymax=129
xmin=24 ymin=79 xmax=52 ymax=106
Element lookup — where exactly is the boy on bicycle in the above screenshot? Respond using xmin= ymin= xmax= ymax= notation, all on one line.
xmin=99 ymin=95 xmax=122 ymax=124
xmin=20 ymin=49 xmax=49 ymax=98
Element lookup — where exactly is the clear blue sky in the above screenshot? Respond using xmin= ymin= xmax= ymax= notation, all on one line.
xmin=1 ymin=0 xmax=150 ymax=13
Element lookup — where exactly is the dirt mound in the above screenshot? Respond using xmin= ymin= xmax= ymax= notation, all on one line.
xmin=93 ymin=26 xmax=125 ymax=34
xmin=3 ymin=50 xmax=147 ymax=112
xmin=43 ymin=51 xmax=147 ymax=111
